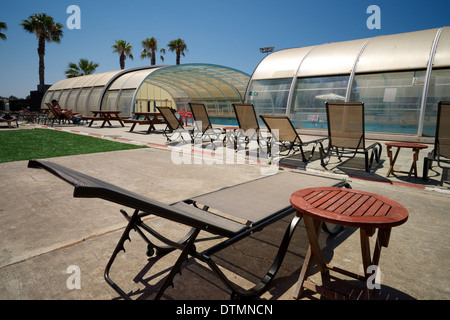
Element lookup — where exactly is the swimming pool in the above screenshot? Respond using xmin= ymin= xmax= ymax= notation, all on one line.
xmin=210 ymin=117 xmax=238 ymax=126
xmin=210 ymin=117 xmax=431 ymax=135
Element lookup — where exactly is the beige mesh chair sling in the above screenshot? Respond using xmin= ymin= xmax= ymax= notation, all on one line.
xmin=189 ymin=103 xmax=221 ymax=142
xmin=232 ymin=103 xmax=262 ymax=149
xmin=156 ymin=107 xmax=193 ymax=142
xmin=320 ymin=102 xmax=382 ymax=172
xmin=28 ymin=159 xmax=350 ymax=300
xmin=259 ymin=115 xmax=326 ymax=162
xmin=423 ymin=101 xmax=450 ymax=180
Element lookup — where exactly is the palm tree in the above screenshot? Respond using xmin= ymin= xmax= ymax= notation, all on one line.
xmin=20 ymin=13 xmax=64 ymax=90
xmin=65 ymin=58 xmax=99 ymax=78
xmin=167 ymin=38 xmax=188 ymax=65
xmin=141 ymin=37 xmax=165 ymax=65
xmin=0 ymin=22 xmax=7 ymax=40
xmin=112 ymin=40 xmax=134 ymax=69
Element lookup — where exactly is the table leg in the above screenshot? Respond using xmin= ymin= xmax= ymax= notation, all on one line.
xmin=294 ymin=215 xmax=328 ymax=299
xmin=408 ymin=148 xmax=420 ymax=179
xmin=372 ymin=228 xmax=391 ymax=266
xmin=293 ymin=245 xmax=312 ymax=299
xmin=146 ymin=118 xmax=157 ymax=134
xmin=129 ymin=122 xmax=137 ymax=132
xmin=100 ymin=115 xmax=111 ymax=128
xmin=114 ymin=114 xmax=124 ymax=127
xmin=360 ymin=228 xmax=375 ymax=275
xmin=386 ymin=146 xmax=401 ymax=177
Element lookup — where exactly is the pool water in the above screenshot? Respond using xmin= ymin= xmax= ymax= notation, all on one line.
xmin=210 ymin=117 xmax=432 ymax=136
xmin=210 ymin=117 xmax=238 ymax=126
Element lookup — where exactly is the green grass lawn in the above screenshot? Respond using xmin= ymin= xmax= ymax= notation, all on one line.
xmin=0 ymin=128 xmax=147 ymax=163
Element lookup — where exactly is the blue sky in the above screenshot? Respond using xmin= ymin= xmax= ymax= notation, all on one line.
xmin=1 ymin=0 xmax=449 ymax=98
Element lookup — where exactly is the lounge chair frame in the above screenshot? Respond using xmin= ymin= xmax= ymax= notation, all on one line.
xmin=156 ymin=106 xmax=194 ymax=143
xmin=0 ymin=113 xmax=19 ymax=128
xmin=189 ymin=103 xmax=222 ymax=143
xmin=423 ymin=101 xmax=450 ymax=181
xmin=320 ymin=102 xmax=382 ymax=172
xmin=260 ymin=115 xmax=326 ymax=161
xmin=232 ymin=103 xmax=266 ymax=151
xmin=45 ymin=103 xmax=65 ymax=126
xmin=28 ymin=159 xmax=350 ymax=300
xmin=45 ymin=102 xmax=76 ymax=126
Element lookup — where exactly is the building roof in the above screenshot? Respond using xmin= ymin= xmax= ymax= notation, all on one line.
xmin=250 ymin=27 xmax=450 ymax=80
xmin=42 ymin=63 xmax=250 ymax=113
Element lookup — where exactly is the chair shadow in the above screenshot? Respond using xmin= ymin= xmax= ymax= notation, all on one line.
xmin=279 ymin=150 xmax=321 ymax=169
xmin=113 ymin=215 xmax=414 ymax=300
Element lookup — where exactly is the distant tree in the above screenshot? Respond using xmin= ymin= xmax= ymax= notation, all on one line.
xmin=112 ymin=40 xmax=134 ymax=69
xmin=141 ymin=37 xmax=165 ymax=65
xmin=0 ymin=22 xmax=7 ymax=40
xmin=65 ymin=58 xmax=99 ymax=78
xmin=20 ymin=13 xmax=64 ymax=89
xmin=167 ymin=38 xmax=188 ymax=65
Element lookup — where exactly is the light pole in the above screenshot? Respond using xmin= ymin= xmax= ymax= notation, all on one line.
xmin=259 ymin=46 xmax=274 ymax=55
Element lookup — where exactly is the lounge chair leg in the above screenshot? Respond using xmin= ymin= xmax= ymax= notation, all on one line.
xmin=320 ymin=146 xmax=331 ymax=167
xmin=155 ymin=228 xmax=201 ymax=300
xmin=119 ymin=209 xmax=196 ymax=257
xmin=365 ymin=151 xmax=370 ymax=172
xmin=104 ymin=210 xmax=141 ymax=300
xmin=423 ymin=157 xmax=432 ymax=181
xmin=104 ymin=209 xmax=201 ymax=300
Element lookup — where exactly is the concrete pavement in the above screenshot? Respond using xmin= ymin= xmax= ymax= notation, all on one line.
xmin=0 ymin=120 xmax=449 ymax=300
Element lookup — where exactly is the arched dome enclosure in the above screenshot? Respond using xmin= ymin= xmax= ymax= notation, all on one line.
xmin=42 ymin=63 xmax=250 ymax=119
xmin=246 ymin=27 xmax=450 ymax=137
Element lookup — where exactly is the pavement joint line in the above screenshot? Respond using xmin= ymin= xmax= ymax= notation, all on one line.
xmin=0 ymin=225 xmax=126 ymax=270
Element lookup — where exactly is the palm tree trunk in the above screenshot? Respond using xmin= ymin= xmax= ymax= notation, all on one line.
xmin=120 ymin=53 xmax=125 ymax=69
xmin=38 ymin=35 xmax=46 ymax=87
xmin=176 ymin=52 xmax=180 ymax=65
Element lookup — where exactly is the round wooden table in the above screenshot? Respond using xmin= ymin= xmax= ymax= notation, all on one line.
xmin=385 ymin=142 xmax=428 ymax=179
xmin=290 ymin=187 xmax=408 ymax=299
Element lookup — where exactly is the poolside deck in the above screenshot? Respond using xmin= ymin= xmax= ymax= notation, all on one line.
xmin=0 ymin=120 xmax=449 ymax=301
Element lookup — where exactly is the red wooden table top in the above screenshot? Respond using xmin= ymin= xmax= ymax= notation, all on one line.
xmin=290 ymin=187 xmax=408 ymax=228
xmin=385 ymin=142 xmax=428 ymax=149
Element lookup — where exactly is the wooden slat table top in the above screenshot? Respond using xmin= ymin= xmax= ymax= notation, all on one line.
xmin=385 ymin=142 xmax=428 ymax=149
xmin=290 ymin=187 xmax=408 ymax=228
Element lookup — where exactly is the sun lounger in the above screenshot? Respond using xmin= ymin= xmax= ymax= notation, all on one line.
xmin=189 ymin=103 xmax=222 ymax=143
xmin=232 ymin=103 xmax=264 ymax=150
xmin=0 ymin=113 xmax=19 ymax=128
xmin=157 ymin=106 xmax=194 ymax=142
xmin=260 ymin=115 xmax=327 ymax=161
xmin=423 ymin=101 xmax=450 ymax=181
xmin=45 ymin=103 xmax=70 ymax=126
xmin=28 ymin=159 xmax=350 ymax=300
xmin=320 ymin=102 xmax=382 ymax=172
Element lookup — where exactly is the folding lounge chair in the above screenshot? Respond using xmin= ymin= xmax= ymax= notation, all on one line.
xmin=423 ymin=101 xmax=450 ymax=181
xmin=0 ymin=113 xmax=19 ymax=128
xmin=45 ymin=103 xmax=72 ymax=126
xmin=45 ymin=103 xmax=62 ymax=126
xmin=320 ymin=102 xmax=382 ymax=172
xmin=232 ymin=103 xmax=265 ymax=150
xmin=156 ymin=106 xmax=194 ymax=142
xmin=28 ymin=159 xmax=350 ymax=300
xmin=189 ymin=103 xmax=222 ymax=143
xmin=260 ymin=115 xmax=327 ymax=161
